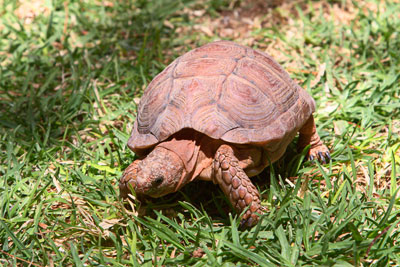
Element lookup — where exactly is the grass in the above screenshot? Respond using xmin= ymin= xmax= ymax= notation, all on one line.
xmin=0 ymin=0 xmax=399 ymax=265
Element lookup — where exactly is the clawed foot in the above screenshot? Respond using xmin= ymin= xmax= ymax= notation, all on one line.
xmin=307 ymin=145 xmax=331 ymax=164
xmin=298 ymin=115 xmax=331 ymax=165
xmin=240 ymin=212 xmax=259 ymax=228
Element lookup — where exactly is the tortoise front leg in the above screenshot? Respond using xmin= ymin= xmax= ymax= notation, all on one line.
xmin=213 ymin=144 xmax=261 ymax=227
xmin=298 ymin=115 xmax=331 ymax=163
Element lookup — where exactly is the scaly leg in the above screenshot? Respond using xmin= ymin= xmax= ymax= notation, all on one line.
xmin=213 ymin=144 xmax=261 ymax=227
xmin=298 ymin=115 xmax=330 ymax=163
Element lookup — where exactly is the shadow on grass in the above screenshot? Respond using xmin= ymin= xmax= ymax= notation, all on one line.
xmin=126 ymin=153 xmax=304 ymax=226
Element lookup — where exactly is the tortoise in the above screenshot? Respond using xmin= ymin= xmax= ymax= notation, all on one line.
xmin=119 ymin=41 xmax=330 ymax=227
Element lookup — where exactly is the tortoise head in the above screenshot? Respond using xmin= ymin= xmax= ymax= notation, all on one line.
xmin=119 ymin=147 xmax=187 ymax=199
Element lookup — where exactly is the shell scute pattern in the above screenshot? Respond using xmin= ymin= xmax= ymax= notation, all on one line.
xmin=173 ymin=57 xmax=237 ymax=78
xmin=218 ymin=77 xmax=277 ymax=129
xmin=137 ymin=77 xmax=172 ymax=134
xmin=129 ymin=41 xmax=315 ymax=153
xmin=181 ymin=41 xmax=246 ymax=62
xmin=234 ymin=57 xmax=298 ymax=113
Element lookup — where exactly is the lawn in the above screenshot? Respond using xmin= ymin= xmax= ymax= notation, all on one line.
xmin=0 ymin=0 xmax=399 ymax=265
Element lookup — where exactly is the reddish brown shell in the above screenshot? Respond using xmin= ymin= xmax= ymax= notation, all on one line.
xmin=128 ymin=41 xmax=315 ymax=158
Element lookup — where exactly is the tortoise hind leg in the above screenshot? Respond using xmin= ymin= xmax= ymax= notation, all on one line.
xmin=213 ymin=144 xmax=262 ymax=227
xmin=298 ymin=115 xmax=330 ymax=163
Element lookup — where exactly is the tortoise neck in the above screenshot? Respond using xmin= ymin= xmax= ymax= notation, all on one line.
xmin=156 ymin=136 xmax=201 ymax=174
xmin=155 ymin=136 xmax=200 ymax=192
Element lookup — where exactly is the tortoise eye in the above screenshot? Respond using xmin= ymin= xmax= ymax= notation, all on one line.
xmin=154 ymin=176 xmax=163 ymax=185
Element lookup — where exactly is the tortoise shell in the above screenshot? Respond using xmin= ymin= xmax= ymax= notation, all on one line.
xmin=128 ymin=41 xmax=315 ymax=160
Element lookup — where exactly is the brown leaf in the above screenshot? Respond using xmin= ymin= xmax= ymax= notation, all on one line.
xmin=194 ymin=25 xmax=214 ymax=37
xmin=38 ymin=222 xmax=48 ymax=229
xmin=310 ymin=63 xmax=326 ymax=88
xmin=192 ymin=248 xmax=205 ymax=258
xmin=99 ymin=219 xmax=121 ymax=230
xmin=163 ymin=20 xmax=174 ymax=29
